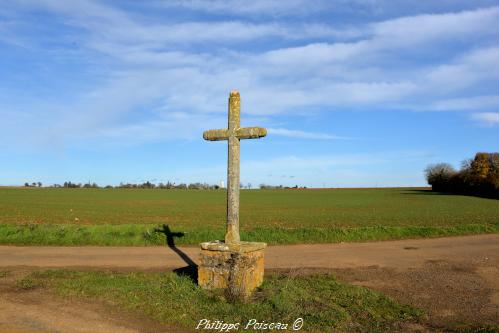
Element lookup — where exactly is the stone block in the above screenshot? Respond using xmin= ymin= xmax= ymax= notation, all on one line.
xmin=198 ymin=241 xmax=266 ymax=297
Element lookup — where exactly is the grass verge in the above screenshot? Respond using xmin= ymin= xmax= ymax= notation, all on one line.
xmin=26 ymin=269 xmax=423 ymax=332
xmin=0 ymin=222 xmax=498 ymax=246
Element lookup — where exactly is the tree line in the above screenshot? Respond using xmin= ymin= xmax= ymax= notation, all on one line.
xmin=24 ymin=181 xmax=221 ymax=189
xmin=22 ymin=181 xmax=304 ymax=190
xmin=425 ymin=152 xmax=499 ymax=198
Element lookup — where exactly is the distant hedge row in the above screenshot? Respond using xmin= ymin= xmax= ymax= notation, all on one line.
xmin=425 ymin=152 xmax=499 ymax=199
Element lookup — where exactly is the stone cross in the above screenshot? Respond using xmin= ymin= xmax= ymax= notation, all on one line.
xmin=203 ymin=90 xmax=267 ymax=244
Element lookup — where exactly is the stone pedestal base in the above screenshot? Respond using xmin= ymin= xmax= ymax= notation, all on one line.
xmin=198 ymin=241 xmax=266 ymax=297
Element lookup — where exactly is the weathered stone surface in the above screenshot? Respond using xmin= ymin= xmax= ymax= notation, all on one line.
xmin=203 ymin=129 xmax=229 ymax=141
xmin=200 ymin=91 xmax=268 ymax=298
xmin=202 ymin=90 xmax=267 ymax=244
xmin=198 ymin=242 xmax=266 ymax=297
xmin=235 ymin=127 xmax=267 ymax=140
xmin=200 ymin=240 xmax=266 ymax=252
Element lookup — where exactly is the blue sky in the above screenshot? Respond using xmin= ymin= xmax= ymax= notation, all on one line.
xmin=1 ymin=0 xmax=499 ymax=187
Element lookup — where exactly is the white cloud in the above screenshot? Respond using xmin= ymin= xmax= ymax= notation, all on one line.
xmin=267 ymin=128 xmax=348 ymax=140
xmin=2 ymin=2 xmax=499 ymax=150
xmin=89 ymin=112 xmax=226 ymax=146
xmin=372 ymin=6 xmax=499 ymax=46
xmin=430 ymin=95 xmax=499 ymax=111
xmin=13 ymin=1 xmax=498 ymax=51
xmin=256 ymin=6 xmax=499 ymax=69
xmin=8 ymin=1 xmax=292 ymax=46
xmin=424 ymin=47 xmax=499 ymax=93
xmin=4 ymin=1 xmax=496 ymax=188
xmin=5 ymin=0 xmax=366 ymax=49
xmin=155 ymin=0 xmax=329 ymax=16
xmin=262 ymin=42 xmax=368 ymax=66
xmin=471 ymin=112 xmax=499 ymax=126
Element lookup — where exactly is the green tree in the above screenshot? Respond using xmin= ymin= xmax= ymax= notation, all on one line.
xmin=471 ymin=153 xmax=491 ymax=181
xmin=424 ymin=163 xmax=456 ymax=191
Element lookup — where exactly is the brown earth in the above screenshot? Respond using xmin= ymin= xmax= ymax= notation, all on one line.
xmin=0 ymin=269 xmax=193 ymax=333
xmin=1 ymin=234 xmax=498 ymax=332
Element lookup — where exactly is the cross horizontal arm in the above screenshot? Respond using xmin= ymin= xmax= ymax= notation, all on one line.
xmin=203 ymin=127 xmax=267 ymax=141
xmin=203 ymin=129 xmax=229 ymax=141
xmin=235 ymin=127 xmax=267 ymax=140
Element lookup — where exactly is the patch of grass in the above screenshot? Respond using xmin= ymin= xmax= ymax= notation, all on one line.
xmin=459 ymin=325 xmax=499 ymax=333
xmin=29 ymin=269 xmax=423 ymax=332
xmin=16 ymin=276 xmax=42 ymax=290
xmin=0 ymin=222 xmax=498 ymax=246
xmin=0 ymin=271 xmax=7 ymax=278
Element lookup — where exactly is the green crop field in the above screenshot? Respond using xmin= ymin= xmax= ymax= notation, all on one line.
xmin=0 ymin=187 xmax=498 ymax=246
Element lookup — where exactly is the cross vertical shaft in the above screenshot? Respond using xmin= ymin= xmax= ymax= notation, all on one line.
xmin=202 ymin=90 xmax=267 ymax=244
xmin=227 ymin=91 xmax=241 ymax=243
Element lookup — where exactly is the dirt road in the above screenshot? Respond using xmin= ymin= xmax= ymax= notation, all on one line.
xmin=1 ymin=234 xmax=498 ymax=332
xmin=1 ymin=234 xmax=498 ymax=270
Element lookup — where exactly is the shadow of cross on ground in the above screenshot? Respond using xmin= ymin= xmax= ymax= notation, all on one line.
xmin=154 ymin=224 xmax=198 ymax=283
